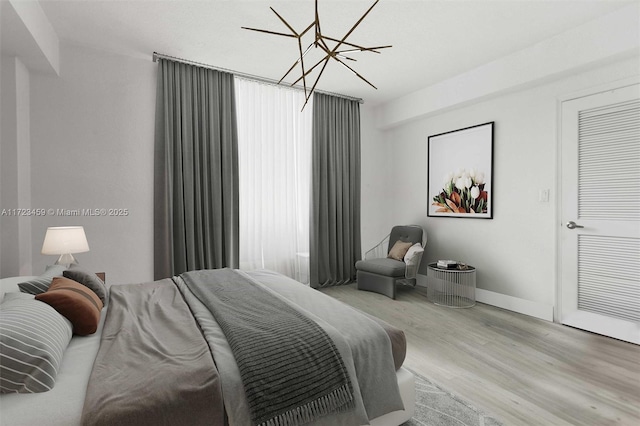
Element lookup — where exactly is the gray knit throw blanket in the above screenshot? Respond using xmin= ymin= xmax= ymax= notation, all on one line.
xmin=180 ymin=269 xmax=354 ymax=426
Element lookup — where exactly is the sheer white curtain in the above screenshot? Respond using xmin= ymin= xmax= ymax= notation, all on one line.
xmin=235 ymin=78 xmax=313 ymax=282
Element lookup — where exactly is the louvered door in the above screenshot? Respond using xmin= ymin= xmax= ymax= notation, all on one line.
xmin=560 ymin=83 xmax=640 ymax=344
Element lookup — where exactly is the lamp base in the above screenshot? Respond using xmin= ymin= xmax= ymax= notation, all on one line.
xmin=55 ymin=253 xmax=79 ymax=268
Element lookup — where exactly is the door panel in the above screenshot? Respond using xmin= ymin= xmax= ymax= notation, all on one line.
xmin=560 ymin=83 xmax=640 ymax=344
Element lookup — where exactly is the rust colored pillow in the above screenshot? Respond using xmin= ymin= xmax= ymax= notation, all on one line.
xmin=387 ymin=240 xmax=413 ymax=261
xmin=35 ymin=276 xmax=103 ymax=335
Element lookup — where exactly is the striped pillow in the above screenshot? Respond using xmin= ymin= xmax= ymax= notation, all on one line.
xmin=17 ymin=265 xmax=67 ymax=295
xmin=0 ymin=293 xmax=73 ymax=394
xmin=35 ymin=277 xmax=103 ymax=335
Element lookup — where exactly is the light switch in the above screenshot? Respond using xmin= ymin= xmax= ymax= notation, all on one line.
xmin=539 ymin=189 xmax=550 ymax=203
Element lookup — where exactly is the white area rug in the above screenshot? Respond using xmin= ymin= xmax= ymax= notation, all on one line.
xmin=403 ymin=370 xmax=503 ymax=426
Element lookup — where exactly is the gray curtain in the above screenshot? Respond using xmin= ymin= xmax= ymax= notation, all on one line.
xmin=310 ymin=93 xmax=362 ymax=288
xmin=154 ymin=59 xmax=239 ymax=279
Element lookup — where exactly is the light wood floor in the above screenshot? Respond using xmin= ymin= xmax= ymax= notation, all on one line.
xmin=319 ymin=284 xmax=640 ymax=426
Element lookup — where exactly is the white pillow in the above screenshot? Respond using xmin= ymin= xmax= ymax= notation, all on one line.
xmin=404 ymin=243 xmax=424 ymax=266
xmin=0 ymin=276 xmax=36 ymax=304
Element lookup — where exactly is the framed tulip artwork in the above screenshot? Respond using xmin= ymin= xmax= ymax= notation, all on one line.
xmin=427 ymin=122 xmax=494 ymax=219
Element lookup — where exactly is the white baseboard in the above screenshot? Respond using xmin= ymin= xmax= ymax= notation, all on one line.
xmin=416 ymin=276 xmax=554 ymax=321
xmin=475 ymin=288 xmax=554 ymax=322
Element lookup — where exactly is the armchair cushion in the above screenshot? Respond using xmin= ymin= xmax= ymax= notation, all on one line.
xmin=387 ymin=241 xmax=413 ymax=261
xmin=355 ymin=258 xmax=406 ymax=277
xmin=389 ymin=226 xmax=423 ymax=254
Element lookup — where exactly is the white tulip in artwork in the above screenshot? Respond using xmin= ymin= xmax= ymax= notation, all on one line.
xmin=471 ymin=185 xmax=480 ymax=199
xmin=432 ymin=167 xmax=489 ymax=215
xmin=443 ymin=172 xmax=454 ymax=185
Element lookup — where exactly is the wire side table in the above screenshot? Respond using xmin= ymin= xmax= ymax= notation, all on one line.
xmin=427 ymin=263 xmax=476 ymax=308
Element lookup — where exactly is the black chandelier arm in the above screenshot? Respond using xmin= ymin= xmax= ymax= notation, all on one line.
xmin=330 ymin=0 xmax=381 ymax=53
xmin=302 ymin=56 xmax=331 ymax=110
xmin=315 ymin=0 xmax=321 ymax=39
xmin=321 ymin=34 xmax=391 ymax=54
xmin=300 ymin=21 xmax=316 ymax=38
xmin=317 ymin=35 xmax=332 ymax=53
xmin=336 ymin=45 xmax=392 ymax=54
xmin=277 ymin=23 xmax=314 ymax=87
xmin=337 ymin=54 xmax=357 ymax=62
xmin=297 ymin=38 xmax=309 ymax=95
xmin=291 ymin=55 xmax=327 ymax=87
xmin=321 ymin=35 xmax=379 ymax=53
xmin=278 ymin=55 xmax=303 ymax=85
xmin=333 ymin=56 xmax=377 ymax=89
xmin=317 ymin=40 xmax=356 ymax=62
xmin=270 ymin=7 xmax=299 ymax=36
xmin=241 ymin=26 xmax=296 ymax=39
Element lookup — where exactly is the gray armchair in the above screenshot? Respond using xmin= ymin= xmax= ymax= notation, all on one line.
xmin=355 ymin=225 xmax=425 ymax=299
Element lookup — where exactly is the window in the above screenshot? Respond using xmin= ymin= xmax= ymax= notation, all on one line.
xmin=235 ymin=78 xmax=313 ymax=282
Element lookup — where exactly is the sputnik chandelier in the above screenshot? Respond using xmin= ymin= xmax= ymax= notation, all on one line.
xmin=242 ymin=0 xmax=391 ymax=108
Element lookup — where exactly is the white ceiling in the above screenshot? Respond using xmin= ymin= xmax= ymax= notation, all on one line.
xmin=11 ymin=0 xmax=638 ymax=105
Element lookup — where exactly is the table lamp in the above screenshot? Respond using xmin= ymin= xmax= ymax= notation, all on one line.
xmin=41 ymin=226 xmax=90 ymax=267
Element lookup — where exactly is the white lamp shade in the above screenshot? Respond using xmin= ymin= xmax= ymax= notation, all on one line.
xmin=41 ymin=226 xmax=90 ymax=255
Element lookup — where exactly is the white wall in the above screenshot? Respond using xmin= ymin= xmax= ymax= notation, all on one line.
xmin=1 ymin=56 xmax=32 ymax=277
xmin=374 ymin=57 xmax=639 ymax=320
xmin=0 ymin=1 xmax=3 ymax=275
xmin=359 ymin=104 xmax=392 ymax=252
xmin=1 ymin=57 xmax=19 ymax=277
xmin=1 ymin=0 xmax=58 ymax=277
xmin=15 ymin=57 xmax=31 ymax=276
xmin=4 ymin=0 xmax=60 ymax=75
xmin=29 ymin=44 xmax=156 ymax=284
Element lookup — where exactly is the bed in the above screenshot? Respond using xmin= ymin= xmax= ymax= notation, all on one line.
xmin=0 ymin=269 xmax=414 ymax=426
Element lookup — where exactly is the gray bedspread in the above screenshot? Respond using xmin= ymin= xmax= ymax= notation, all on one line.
xmin=174 ymin=269 xmax=404 ymax=425
xmin=239 ymin=270 xmax=405 ymax=420
xmin=82 ymin=270 xmax=405 ymax=426
xmin=180 ymin=269 xmax=355 ymax=426
xmin=81 ymin=280 xmax=224 ymax=426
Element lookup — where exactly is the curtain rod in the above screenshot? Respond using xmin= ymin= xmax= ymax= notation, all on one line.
xmin=152 ymin=52 xmax=364 ymax=104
